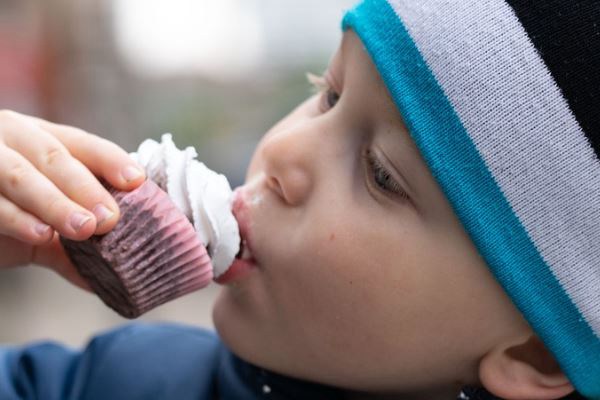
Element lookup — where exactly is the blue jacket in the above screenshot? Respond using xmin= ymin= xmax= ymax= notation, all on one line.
xmin=0 ymin=323 xmax=342 ymax=400
xmin=0 ymin=323 xmax=579 ymax=400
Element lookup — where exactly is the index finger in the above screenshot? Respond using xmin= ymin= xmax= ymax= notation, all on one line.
xmin=26 ymin=116 xmax=146 ymax=191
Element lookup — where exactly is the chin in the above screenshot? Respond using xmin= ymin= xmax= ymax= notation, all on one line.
xmin=212 ymin=287 xmax=237 ymax=343
xmin=212 ymin=287 xmax=293 ymax=377
xmin=212 ymin=287 xmax=260 ymax=360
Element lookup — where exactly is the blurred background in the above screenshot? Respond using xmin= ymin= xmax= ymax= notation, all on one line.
xmin=0 ymin=0 xmax=354 ymax=346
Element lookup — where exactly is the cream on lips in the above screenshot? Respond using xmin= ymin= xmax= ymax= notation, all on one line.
xmin=129 ymin=133 xmax=240 ymax=278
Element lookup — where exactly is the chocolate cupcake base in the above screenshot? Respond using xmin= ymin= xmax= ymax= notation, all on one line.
xmin=61 ymin=180 xmax=213 ymax=318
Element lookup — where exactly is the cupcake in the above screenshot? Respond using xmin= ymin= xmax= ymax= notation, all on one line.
xmin=60 ymin=134 xmax=240 ymax=318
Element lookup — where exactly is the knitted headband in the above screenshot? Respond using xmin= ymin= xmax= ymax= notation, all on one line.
xmin=342 ymin=0 xmax=600 ymax=397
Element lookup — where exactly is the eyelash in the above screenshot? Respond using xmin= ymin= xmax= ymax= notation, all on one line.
xmin=363 ymin=150 xmax=409 ymax=200
xmin=306 ymin=72 xmax=340 ymax=111
xmin=307 ymin=72 xmax=408 ymax=201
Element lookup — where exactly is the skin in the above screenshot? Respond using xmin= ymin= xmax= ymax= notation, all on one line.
xmin=0 ymin=30 xmax=573 ymax=400
xmin=0 ymin=110 xmax=146 ymax=288
xmin=212 ymin=30 xmax=534 ymax=399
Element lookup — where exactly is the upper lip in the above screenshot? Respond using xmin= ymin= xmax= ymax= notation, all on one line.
xmin=232 ymin=187 xmax=256 ymax=263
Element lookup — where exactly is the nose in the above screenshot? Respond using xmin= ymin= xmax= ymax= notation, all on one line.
xmin=260 ymin=126 xmax=313 ymax=206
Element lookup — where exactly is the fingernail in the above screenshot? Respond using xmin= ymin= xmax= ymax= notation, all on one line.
xmin=34 ymin=222 xmax=51 ymax=237
xmin=69 ymin=212 xmax=92 ymax=233
xmin=93 ymin=203 xmax=114 ymax=226
xmin=122 ymin=165 xmax=144 ymax=182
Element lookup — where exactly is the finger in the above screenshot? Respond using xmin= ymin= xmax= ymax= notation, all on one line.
xmin=24 ymin=115 xmax=145 ymax=191
xmin=33 ymin=233 xmax=92 ymax=292
xmin=0 ymin=194 xmax=54 ymax=245
xmin=0 ymin=145 xmax=97 ymax=240
xmin=3 ymin=119 xmax=120 ymax=234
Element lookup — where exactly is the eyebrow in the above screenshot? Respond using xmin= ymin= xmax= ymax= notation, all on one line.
xmin=398 ymin=119 xmax=422 ymax=163
xmin=379 ymin=88 xmax=427 ymax=197
xmin=327 ymin=38 xmax=346 ymax=88
xmin=398 ymin=114 xmax=430 ymax=187
xmin=339 ymin=31 xmax=349 ymax=60
xmin=379 ymin=85 xmax=422 ymax=160
xmin=392 ymin=138 xmax=421 ymax=199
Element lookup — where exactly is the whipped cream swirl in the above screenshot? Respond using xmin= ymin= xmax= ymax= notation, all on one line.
xmin=129 ymin=134 xmax=240 ymax=277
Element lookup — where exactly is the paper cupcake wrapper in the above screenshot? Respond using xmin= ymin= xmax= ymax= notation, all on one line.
xmin=61 ymin=179 xmax=213 ymax=318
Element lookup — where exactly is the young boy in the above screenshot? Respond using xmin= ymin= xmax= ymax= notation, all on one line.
xmin=0 ymin=0 xmax=597 ymax=398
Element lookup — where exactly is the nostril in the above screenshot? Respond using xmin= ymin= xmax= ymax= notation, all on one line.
xmin=266 ymin=176 xmax=286 ymax=200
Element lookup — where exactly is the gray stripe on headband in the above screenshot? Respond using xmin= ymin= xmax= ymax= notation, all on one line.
xmin=388 ymin=0 xmax=600 ymax=334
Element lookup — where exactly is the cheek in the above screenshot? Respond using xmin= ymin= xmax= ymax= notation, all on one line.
xmin=257 ymin=212 xmax=468 ymax=388
xmin=214 ymin=197 xmax=499 ymax=389
xmin=267 ymin=208 xmax=423 ymax=350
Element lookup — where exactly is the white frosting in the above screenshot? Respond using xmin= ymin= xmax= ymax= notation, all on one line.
xmin=130 ymin=134 xmax=240 ymax=277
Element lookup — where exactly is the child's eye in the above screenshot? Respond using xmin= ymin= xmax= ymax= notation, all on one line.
xmin=364 ymin=149 xmax=409 ymax=200
xmin=324 ymin=88 xmax=340 ymax=109
xmin=306 ymin=72 xmax=340 ymax=112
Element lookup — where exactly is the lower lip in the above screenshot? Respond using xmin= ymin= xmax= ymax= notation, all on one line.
xmin=214 ymin=257 xmax=257 ymax=285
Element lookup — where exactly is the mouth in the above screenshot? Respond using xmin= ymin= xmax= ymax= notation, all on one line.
xmin=215 ymin=188 xmax=258 ymax=285
xmin=235 ymin=238 xmax=254 ymax=261
xmin=233 ymin=188 xmax=256 ymax=260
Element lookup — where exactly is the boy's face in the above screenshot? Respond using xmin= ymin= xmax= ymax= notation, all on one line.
xmin=213 ymin=30 xmax=529 ymax=395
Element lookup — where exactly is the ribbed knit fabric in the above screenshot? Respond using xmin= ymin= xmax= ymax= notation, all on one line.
xmin=342 ymin=0 xmax=600 ymax=398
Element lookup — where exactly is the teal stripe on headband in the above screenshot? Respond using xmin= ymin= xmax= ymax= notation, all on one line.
xmin=342 ymin=0 xmax=600 ymax=396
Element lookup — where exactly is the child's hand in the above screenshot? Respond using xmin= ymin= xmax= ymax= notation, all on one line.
xmin=0 ymin=110 xmax=145 ymax=289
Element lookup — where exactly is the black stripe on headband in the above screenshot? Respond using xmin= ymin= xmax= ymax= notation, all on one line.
xmin=506 ymin=0 xmax=600 ymax=155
